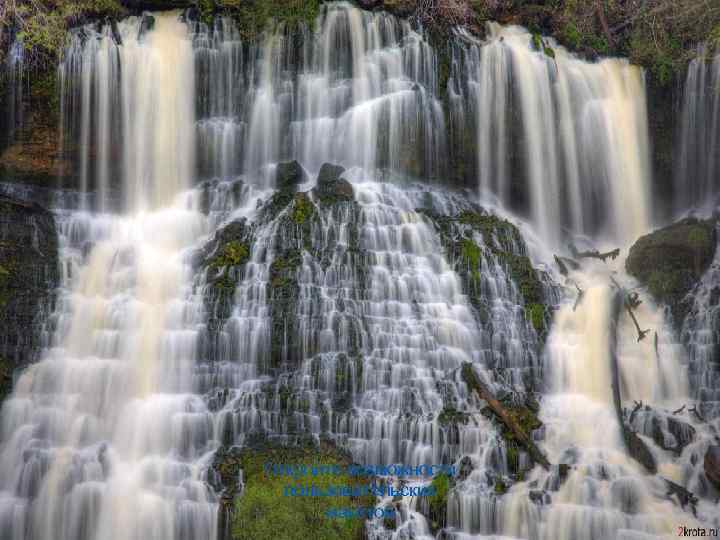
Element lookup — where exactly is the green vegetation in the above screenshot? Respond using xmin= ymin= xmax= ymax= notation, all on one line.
xmin=211 ymin=240 xmax=249 ymax=268
xmin=437 ymin=406 xmax=470 ymax=426
xmin=460 ymin=238 xmax=482 ymax=280
xmin=230 ymin=442 xmax=373 ymax=540
xmin=427 ymin=473 xmax=450 ymax=530
xmin=1 ymin=0 xmax=126 ymax=70
xmin=421 ymin=208 xmax=547 ymax=338
xmin=525 ymin=302 xmax=545 ymax=334
xmin=291 ymin=193 xmax=315 ymax=225
xmin=214 ymin=0 xmax=321 ymax=37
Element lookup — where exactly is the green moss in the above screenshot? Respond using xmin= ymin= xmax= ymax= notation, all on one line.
xmin=627 ymin=217 xmax=716 ymax=323
xmin=231 ymin=443 xmax=372 ymax=540
xmin=532 ymin=33 xmax=542 ymax=51
xmin=647 ymin=269 xmax=684 ymax=300
xmin=525 ymin=303 xmax=545 ymax=334
xmin=270 ymin=250 xmax=302 ymax=290
xmin=562 ymin=22 xmax=582 ymax=50
xmin=494 ymin=477 xmax=508 ymax=495
xmin=437 ymin=407 xmax=469 ymax=426
xmin=460 ymin=238 xmax=482 ymax=280
xmin=291 ymin=193 xmax=315 ymax=225
xmin=219 ymin=0 xmax=321 ymax=38
xmin=427 ymin=473 xmax=450 ymax=528
xmin=211 ymin=241 xmax=249 ymax=268
xmin=199 ymin=0 xmax=215 ymax=25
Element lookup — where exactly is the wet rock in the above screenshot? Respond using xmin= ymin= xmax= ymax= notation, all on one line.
xmin=456 ymin=455 xmax=474 ymax=482
xmin=262 ymin=161 xmax=308 ymax=221
xmin=626 ymin=217 xmax=716 ymax=325
xmin=704 ymin=445 xmax=720 ymax=490
xmin=529 ymin=489 xmax=551 ymax=505
xmin=198 ymin=218 xmax=253 ymax=356
xmin=651 ymin=415 xmax=696 ymax=454
xmin=355 ymin=0 xmax=383 ymax=8
xmin=276 ymin=160 xmax=307 ymax=190
xmin=624 ymin=429 xmax=657 ymax=474
xmin=0 ymin=195 xmax=59 ymax=401
xmin=313 ymin=163 xmax=354 ymax=205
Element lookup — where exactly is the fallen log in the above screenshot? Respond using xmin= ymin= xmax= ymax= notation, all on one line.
xmin=608 ymin=289 xmax=658 ymax=474
xmin=554 ymin=255 xmax=580 ymax=276
xmin=570 ymin=244 xmax=620 ymax=262
xmin=461 ymin=363 xmax=550 ymax=470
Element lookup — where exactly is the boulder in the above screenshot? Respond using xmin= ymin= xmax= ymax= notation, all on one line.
xmin=313 ymin=163 xmax=354 ymax=205
xmin=704 ymin=445 xmax=720 ymax=490
xmin=626 ymin=217 xmax=716 ymax=325
xmin=275 ymin=160 xmax=307 ymax=190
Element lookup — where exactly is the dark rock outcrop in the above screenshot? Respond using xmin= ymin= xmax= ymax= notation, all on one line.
xmin=626 ymin=218 xmax=717 ymax=326
xmin=0 ymin=195 xmax=59 ymax=400
xmin=312 ymin=163 xmax=354 ymax=205
xmin=705 ymin=445 xmax=720 ymax=490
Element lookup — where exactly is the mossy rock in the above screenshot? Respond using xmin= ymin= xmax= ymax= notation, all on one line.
xmin=437 ymin=406 xmax=470 ymax=426
xmin=290 ymin=192 xmax=315 ymax=225
xmin=626 ymin=217 xmax=716 ymax=325
xmin=277 ymin=160 xmax=307 ymax=190
xmin=210 ymin=240 xmax=249 ymax=268
xmin=418 ymin=207 xmax=546 ymax=339
xmin=229 ymin=439 xmax=373 ymax=540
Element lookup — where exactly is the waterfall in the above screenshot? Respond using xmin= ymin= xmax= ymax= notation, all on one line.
xmin=676 ymin=45 xmax=720 ymax=214
xmin=60 ymin=14 xmax=196 ymax=211
xmin=450 ymin=25 xmax=652 ymax=246
xmin=0 ymin=3 xmax=718 ymax=540
xmin=2 ymin=38 xmax=25 ymax=148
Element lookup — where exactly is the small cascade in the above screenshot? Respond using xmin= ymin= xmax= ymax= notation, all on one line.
xmin=59 ymin=13 xmax=196 ymax=211
xmin=676 ymin=45 xmax=720 ymax=214
xmin=682 ymin=223 xmax=720 ymax=419
xmin=189 ymin=1 xmax=445 ymax=187
xmin=449 ymin=25 xmax=652 ymax=246
xmin=2 ymin=38 xmax=25 ymax=148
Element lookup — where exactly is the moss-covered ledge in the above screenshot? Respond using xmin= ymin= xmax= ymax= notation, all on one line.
xmin=418 ymin=207 xmax=549 ymax=338
xmin=211 ymin=437 xmax=373 ymax=540
xmin=626 ymin=217 xmax=717 ymax=326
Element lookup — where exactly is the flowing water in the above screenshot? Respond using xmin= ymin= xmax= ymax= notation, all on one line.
xmin=0 ymin=3 xmax=719 ymax=540
xmin=676 ymin=45 xmax=720 ymax=214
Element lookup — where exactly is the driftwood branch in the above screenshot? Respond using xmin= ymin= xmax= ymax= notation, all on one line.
xmin=554 ymin=255 xmax=580 ymax=276
xmin=629 ymin=401 xmax=643 ymax=425
xmin=663 ymin=478 xmax=699 ymax=517
xmin=572 ymin=282 xmax=584 ymax=312
xmin=570 ymin=244 xmax=620 ymax=262
xmin=608 ymin=290 xmax=657 ymax=473
xmin=610 ymin=277 xmax=651 ymax=341
xmin=673 ymin=404 xmax=686 ymax=415
xmin=689 ymin=405 xmax=705 ymax=423
xmin=461 ymin=363 xmax=550 ymax=470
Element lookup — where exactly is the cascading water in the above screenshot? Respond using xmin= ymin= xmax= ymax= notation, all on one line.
xmin=2 ymin=38 xmax=24 ymax=148
xmin=676 ymin=45 xmax=720 ymax=214
xmin=449 ymin=25 xmax=653 ymax=247
xmin=0 ymin=3 xmax=719 ymax=540
xmin=0 ymin=14 xmax=216 ymax=540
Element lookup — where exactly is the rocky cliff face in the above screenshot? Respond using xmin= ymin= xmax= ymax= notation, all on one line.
xmin=0 ymin=195 xmax=59 ymax=400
